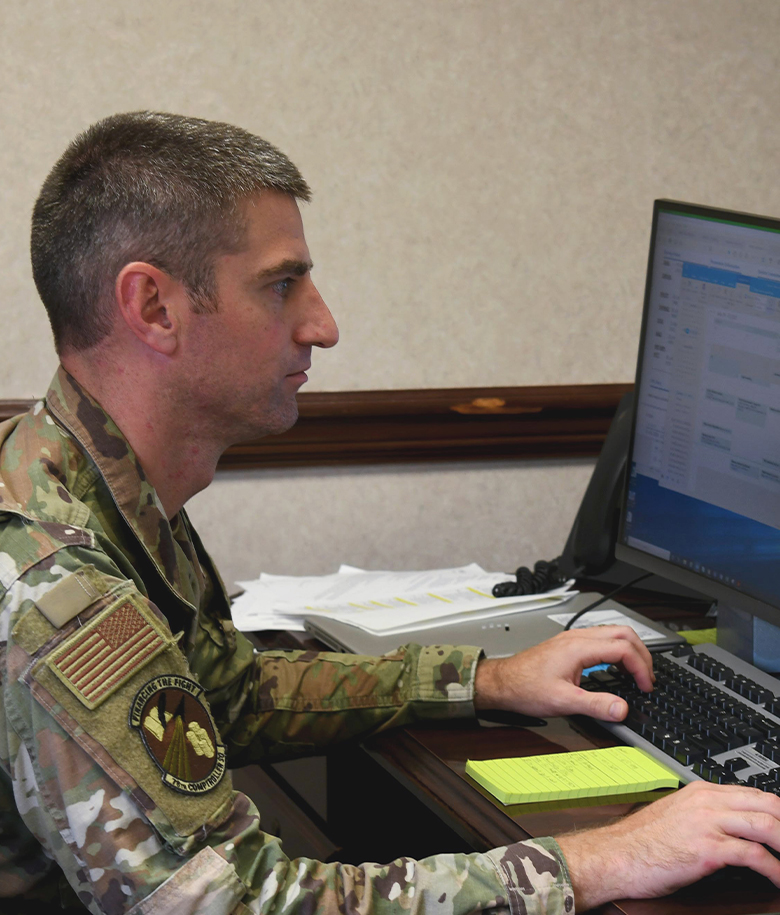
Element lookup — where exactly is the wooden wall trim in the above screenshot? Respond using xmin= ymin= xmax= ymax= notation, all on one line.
xmin=0 ymin=383 xmax=632 ymax=469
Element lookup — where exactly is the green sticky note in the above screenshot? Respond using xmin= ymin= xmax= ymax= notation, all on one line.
xmin=465 ymin=746 xmax=679 ymax=805
xmin=682 ymin=628 xmax=717 ymax=645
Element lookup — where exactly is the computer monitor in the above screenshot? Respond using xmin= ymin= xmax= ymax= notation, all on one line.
xmin=615 ymin=200 xmax=780 ymax=668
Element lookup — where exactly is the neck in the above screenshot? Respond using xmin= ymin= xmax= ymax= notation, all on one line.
xmin=61 ymin=351 xmax=223 ymax=519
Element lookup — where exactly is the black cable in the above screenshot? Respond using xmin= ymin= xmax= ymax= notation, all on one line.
xmin=491 ymin=558 xmax=567 ymax=598
xmin=562 ymin=571 xmax=654 ymax=630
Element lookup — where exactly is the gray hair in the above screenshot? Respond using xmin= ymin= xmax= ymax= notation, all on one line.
xmin=31 ymin=111 xmax=311 ymax=353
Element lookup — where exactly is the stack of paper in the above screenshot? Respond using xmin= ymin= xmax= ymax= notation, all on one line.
xmin=230 ymin=563 xmax=576 ymax=635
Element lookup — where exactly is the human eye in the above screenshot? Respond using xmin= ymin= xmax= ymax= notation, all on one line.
xmin=270 ymin=277 xmax=295 ymax=298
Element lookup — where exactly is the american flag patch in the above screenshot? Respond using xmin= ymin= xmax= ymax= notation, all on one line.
xmin=48 ymin=597 xmax=171 ymax=710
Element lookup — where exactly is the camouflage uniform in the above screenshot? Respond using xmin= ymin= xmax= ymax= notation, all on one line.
xmin=0 ymin=368 xmax=575 ymax=914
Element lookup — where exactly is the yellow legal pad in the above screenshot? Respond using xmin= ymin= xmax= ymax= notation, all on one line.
xmin=465 ymin=746 xmax=679 ymax=805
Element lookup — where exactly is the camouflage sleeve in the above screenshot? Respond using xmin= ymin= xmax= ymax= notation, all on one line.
xmin=195 ymin=633 xmax=484 ymax=763
xmin=2 ymin=554 xmax=575 ymax=914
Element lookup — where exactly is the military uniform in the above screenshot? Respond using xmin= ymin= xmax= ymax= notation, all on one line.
xmin=0 ymin=368 xmax=574 ymax=914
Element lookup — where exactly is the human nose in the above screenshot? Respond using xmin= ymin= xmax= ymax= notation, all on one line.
xmin=296 ymin=280 xmax=339 ymax=349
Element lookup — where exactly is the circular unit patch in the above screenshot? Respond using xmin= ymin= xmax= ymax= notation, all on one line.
xmin=129 ymin=675 xmax=226 ymax=795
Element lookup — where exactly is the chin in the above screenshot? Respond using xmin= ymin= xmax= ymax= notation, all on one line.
xmin=238 ymin=401 xmax=299 ymax=442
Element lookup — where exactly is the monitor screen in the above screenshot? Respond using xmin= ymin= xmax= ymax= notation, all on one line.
xmin=615 ymin=200 xmax=780 ymax=626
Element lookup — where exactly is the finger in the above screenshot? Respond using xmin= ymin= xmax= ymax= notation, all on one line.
xmin=717 ymin=837 xmax=780 ymax=886
xmin=566 ymin=638 xmax=655 ymax=692
xmin=563 ymin=625 xmax=654 ymax=675
xmin=606 ymin=626 xmax=654 ymax=672
xmin=718 ymin=809 xmax=780 ymax=844
xmin=567 ymin=687 xmax=627 ymax=721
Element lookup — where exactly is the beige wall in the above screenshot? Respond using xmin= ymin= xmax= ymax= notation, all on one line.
xmin=3 ymin=1 xmax=779 ymax=586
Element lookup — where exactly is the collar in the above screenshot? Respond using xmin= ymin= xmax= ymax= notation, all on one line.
xmin=45 ymin=367 xmax=199 ymax=612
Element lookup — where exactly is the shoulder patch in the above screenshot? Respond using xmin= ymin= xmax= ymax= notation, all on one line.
xmin=35 ymin=565 xmax=105 ymax=628
xmin=47 ymin=594 xmax=174 ymax=709
xmin=130 ymin=676 xmax=226 ymax=795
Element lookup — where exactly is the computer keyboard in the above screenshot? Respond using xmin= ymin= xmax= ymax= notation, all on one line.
xmin=580 ymin=642 xmax=780 ymax=789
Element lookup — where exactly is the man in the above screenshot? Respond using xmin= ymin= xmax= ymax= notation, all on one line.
xmin=1 ymin=111 xmax=779 ymax=914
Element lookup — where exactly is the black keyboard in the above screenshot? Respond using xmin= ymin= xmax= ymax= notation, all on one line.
xmin=580 ymin=642 xmax=780 ymax=790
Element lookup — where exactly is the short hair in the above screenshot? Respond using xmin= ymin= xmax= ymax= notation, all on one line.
xmin=30 ymin=111 xmax=311 ymax=353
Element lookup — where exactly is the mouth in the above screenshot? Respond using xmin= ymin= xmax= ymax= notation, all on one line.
xmin=287 ymin=367 xmax=310 ymax=384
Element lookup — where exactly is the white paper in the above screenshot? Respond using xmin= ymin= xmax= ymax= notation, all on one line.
xmin=231 ymin=563 xmax=577 ymax=634
xmin=296 ymin=582 xmax=576 ymax=634
xmin=229 ymin=592 xmax=307 ymax=632
xmin=547 ymin=607 xmax=666 ymax=643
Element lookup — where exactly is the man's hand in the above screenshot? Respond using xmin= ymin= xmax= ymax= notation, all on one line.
xmin=557 ymin=782 xmax=780 ymax=909
xmin=473 ymin=625 xmax=654 ymax=720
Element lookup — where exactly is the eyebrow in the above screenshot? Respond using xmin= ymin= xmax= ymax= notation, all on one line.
xmin=256 ymin=258 xmax=313 ymax=281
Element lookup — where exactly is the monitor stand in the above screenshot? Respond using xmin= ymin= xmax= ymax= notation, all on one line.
xmin=717 ymin=603 xmax=780 ymax=674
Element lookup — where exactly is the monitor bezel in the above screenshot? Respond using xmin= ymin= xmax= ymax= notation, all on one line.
xmin=614 ymin=198 xmax=780 ymax=626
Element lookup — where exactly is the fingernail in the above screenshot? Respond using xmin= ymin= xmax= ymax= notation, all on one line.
xmin=610 ymin=701 xmax=622 ymax=720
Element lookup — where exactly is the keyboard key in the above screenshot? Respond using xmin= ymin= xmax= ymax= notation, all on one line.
xmin=708 ymin=665 xmax=732 ymax=682
xmin=732 ymin=703 xmax=757 ymax=721
xmin=693 ymin=762 xmax=737 ymax=784
xmin=653 ymin=729 xmax=677 ymax=748
xmin=747 ymin=687 xmax=774 ymax=705
xmin=703 ymin=726 xmax=742 ymax=751
xmin=672 ymin=643 xmax=695 ymax=658
xmin=692 ymin=761 xmax=712 ymax=778
xmin=700 ymin=659 xmax=719 ymax=678
xmin=751 ymin=717 xmax=780 ymax=739
xmin=579 ymin=678 xmax=602 ymax=692
xmin=662 ymin=737 xmax=686 ymax=758
xmin=747 ymin=773 xmax=780 ymax=791
xmin=734 ymin=725 xmax=763 ymax=744
xmin=731 ymin=678 xmax=766 ymax=700
xmin=633 ymin=696 xmax=655 ymax=711
xmin=589 ymin=670 xmax=619 ymax=687
xmin=757 ymin=741 xmax=780 ymax=762
xmin=674 ymin=741 xmax=706 ymax=766
xmin=696 ymin=735 xmax=727 ymax=756
xmin=625 ymin=709 xmax=653 ymax=732
xmin=726 ymin=677 xmax=753 ymax=696
xmin=722 ymin=698 xmax=744 ymax=716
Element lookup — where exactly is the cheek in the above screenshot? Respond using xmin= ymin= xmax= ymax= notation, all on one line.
xmin=252 ymin=321 xmax=289 ymax=356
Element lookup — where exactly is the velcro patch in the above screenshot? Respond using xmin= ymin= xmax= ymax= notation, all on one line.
xmin=130 ymin=676 xmax=227 ymax=795
xmin=35 ymin=566 xmax=105 ymax=628
xmin=47 ymin=595 xmax=173 ymax=710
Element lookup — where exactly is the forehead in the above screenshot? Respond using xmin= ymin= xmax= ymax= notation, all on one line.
xmin=235 ymin=191 xmax=309 ymax=261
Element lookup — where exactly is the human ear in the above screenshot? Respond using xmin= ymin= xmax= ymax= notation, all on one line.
xmin=115 ymin=263 xmax=184 ymax=356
